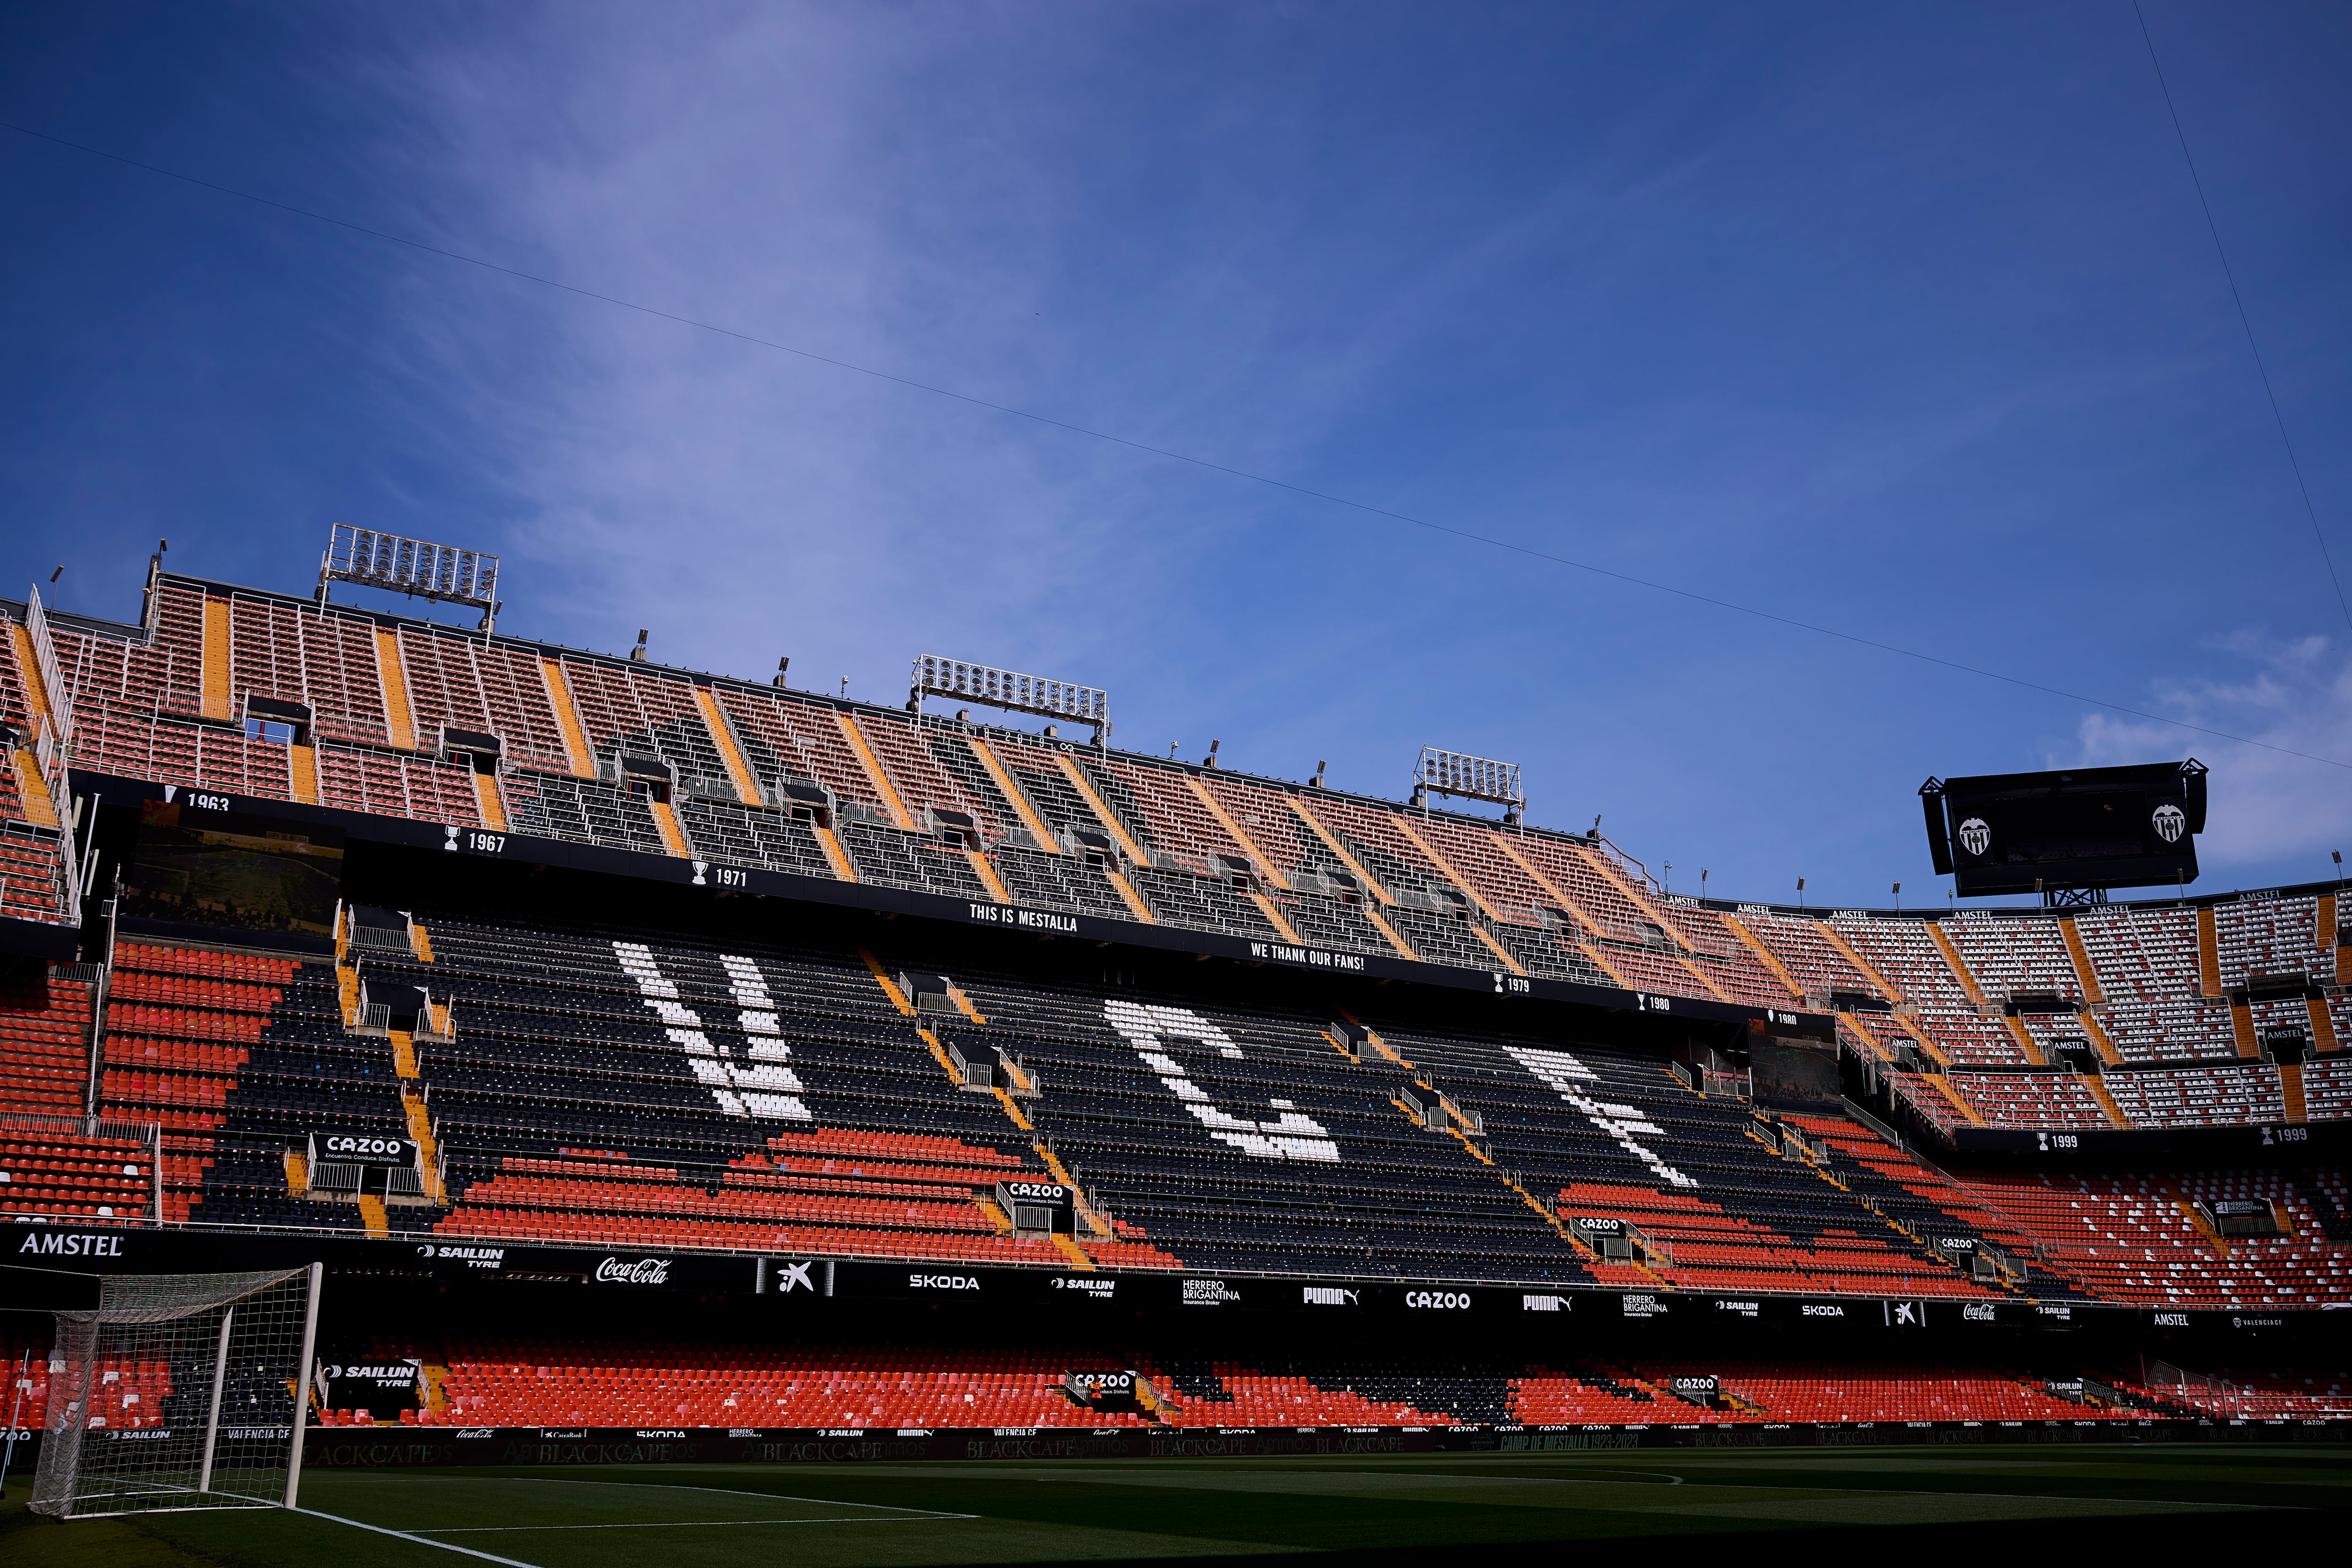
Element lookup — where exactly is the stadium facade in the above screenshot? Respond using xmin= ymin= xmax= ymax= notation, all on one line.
xmin=0 ymin=557 xmax=2344 ymax=1455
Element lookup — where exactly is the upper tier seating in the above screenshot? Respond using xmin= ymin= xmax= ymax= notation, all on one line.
xmin=2071 ymin=904 xmax=2240 ymax=1062
xmin=0 ymin=827 xmax=72 ymax=926
xmin=2304 ymin=1057 xmax=2352 ymax=1122
xmin=393 ymin=625 xmax=576 ymax=772
xmin=1941 ymin=913 xmax=2083 ymax=1010
xmin=712 ymin=685 xmax=889 ymax=813
xmin=317 ymin=746 xmax=480 ymax=827
xmin=1828 ymin=915 xmax=2028 ymax=1069
xmin=20 ymin=576 xmax=2350 ymax=1137
xmin=1948 ymin=1070 xmax=2115 ymax=1129
xmin=2213 ymin=895 xmax=2332 ymax=990
xmin=1952 ymin=1167 xmax=2352 ymax=1306
xmin=227 ymin=592 xmax=393 ymax=748
xmin=557 ymin=656 xmax=740 ymax=801
xmin=500 ymin=773 xmax=660 ymax=854
xmin=2104 ymin=1064 xmax=2286 ymax=1128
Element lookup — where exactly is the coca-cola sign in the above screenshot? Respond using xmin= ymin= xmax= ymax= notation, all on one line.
xmin=595 ymin=1256 xmax=671 ymax=1285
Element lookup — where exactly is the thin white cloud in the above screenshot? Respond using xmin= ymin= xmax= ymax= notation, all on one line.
xmin=2072 ymin=631 xmax=2352 ymax=869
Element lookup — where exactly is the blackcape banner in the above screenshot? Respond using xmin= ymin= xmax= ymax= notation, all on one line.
xmin=294 ymin=1416 xmax=2343 ymax=1471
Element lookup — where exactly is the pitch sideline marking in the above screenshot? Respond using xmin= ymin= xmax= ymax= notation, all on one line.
xmin=419 ymin=1518 xmax=959 ymax=1533
xmin=1042 ymin=1467 xmax=2265 ymax=1511
xmin=504 ymin=1477 xmax=975 ymax=1516
xmin=294 ymin=1508 xmax=546 ymax=1568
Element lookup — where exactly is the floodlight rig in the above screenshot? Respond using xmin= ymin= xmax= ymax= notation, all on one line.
xmin=1413 ymin=746 xmax=1525 ymax=826
xmin=909 ymin=654 xmax=1110 ymax=745
xmin=317 ymin=524 xmax=502 ymax=631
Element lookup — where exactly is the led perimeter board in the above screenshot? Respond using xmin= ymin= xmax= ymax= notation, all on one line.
xmin=1920 ymin=760 xmax=2206 ymax=897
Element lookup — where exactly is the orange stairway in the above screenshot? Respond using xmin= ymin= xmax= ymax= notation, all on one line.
xmin=200 ymin=597 xmax=234 ymax=722
xmin=375 ymin=629 xmax=416 ymax=748
xmin=694 ymin=687 xmax=765 ymax=804
xmin=965 ymin=850 xmax=1014 ymax=905
xmin=1182 ymin=776 xmax=1288 ymax=890
xmin=1925 ymin=923 xmax=1991 ymax=1010
xmin=837 ymin=716 xmax=915 ymax=828
xmin=288 ymin=744 xmax=323 ymax=805
xmin=969 ymin=737 xmax=1062 ymax=852
xmin=1998 ymin=1015 xmax=2049 ymax=1067
xmin=648 ymin=798 xmax=692 ymax=858
xmin=541 ymin=661 xmax=596 ymax=776
xmin=2059 ymin=917 xmax=2107 ymax=1005
xmin=470 ymin=773 xmax=508 ymax=830
xmin=2231 ymin=1003 xmax=2261 ymax=1059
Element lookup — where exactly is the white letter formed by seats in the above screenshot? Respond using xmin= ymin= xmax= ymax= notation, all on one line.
xmin=1103 ymin=999 xmax=1340 ymax=1162
xmin=612 ymin=941 xmax=812 ymax=1122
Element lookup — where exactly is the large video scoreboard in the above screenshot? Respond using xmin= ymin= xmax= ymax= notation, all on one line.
xmin=1921 ymin=760 xmax=2207 ymax=897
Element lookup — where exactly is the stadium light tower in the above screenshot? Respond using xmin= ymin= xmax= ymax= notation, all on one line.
xmin=317 ymin=524 xmax=502 ymax=631
xmin=909 ymin=655 xmax=1110 ymax=745
xmin=1412 ymin=747 xmax=1524 ymax=826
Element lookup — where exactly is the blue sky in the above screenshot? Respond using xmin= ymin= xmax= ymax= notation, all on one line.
xmin=4 ymin=2 xmax=2347 ymax=908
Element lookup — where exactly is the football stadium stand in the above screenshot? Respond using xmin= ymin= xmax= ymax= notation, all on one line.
xmin=1 ymin=560 xmax=2346 ymax=1445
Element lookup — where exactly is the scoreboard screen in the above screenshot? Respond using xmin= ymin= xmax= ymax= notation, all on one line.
xmin=123 ymin=800 xmax=345 ymax=945
xmin=1921 ymin=760 xmax=2206 ymax=897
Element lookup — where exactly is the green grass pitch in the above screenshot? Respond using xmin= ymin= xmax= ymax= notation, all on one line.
xmin=6 ymin=1446 xmax=2345 ymax=1566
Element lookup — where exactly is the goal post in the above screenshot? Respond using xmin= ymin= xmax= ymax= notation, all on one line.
xmin=31 ymin=1263 xmax=323 ymax=1520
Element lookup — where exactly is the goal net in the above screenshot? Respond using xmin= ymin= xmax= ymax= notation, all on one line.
xmin=31 ymin=1264 xmax=322 ymax=1520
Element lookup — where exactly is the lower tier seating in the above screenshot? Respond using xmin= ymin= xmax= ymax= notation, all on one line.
xmin=0 ymin=972 xmax=93 ymax=1115
xmin=270 ymin=1337 xmax=2317 ymax=1430
xmin=0 ymin=1127 xmax=151 ymax=1223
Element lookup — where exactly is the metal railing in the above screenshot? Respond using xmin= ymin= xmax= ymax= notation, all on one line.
xmin=0 ymin=818 xmax=76 ymax=925
xmin=0 ymin=1111 xmax=164 ymax=1224
xmin=23 ymin=586 xmax=74 ymax=744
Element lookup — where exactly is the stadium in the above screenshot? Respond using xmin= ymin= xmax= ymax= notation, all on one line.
xmin=0 ymin=538 xmax=2344 ymax=1559
xmin=4 ymin=8 xmax=2350 ymax=1558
